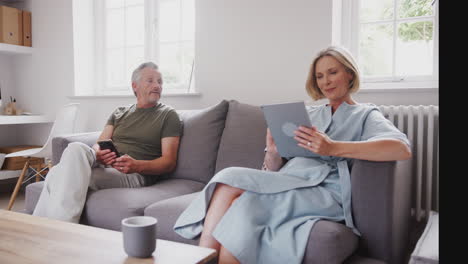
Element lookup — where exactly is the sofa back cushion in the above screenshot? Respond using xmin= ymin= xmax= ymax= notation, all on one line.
xmin=169 ymin=100 xmax=229 ymax=183
xmin=215 ymin=100 xmax=267 ymax=173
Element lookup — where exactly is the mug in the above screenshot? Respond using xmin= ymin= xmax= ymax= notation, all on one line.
xmin=122 ymin=216 xmax=157 ymax=258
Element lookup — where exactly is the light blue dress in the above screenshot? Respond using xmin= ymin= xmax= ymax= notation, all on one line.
xmin=174 ymin=102 xmax=410 ymax=264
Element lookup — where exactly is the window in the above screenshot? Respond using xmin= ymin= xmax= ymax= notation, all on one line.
xmin=337 ymin=0 xmax=438 ymax=87
xmin=94 ymin=0 xmax=195 ymax=95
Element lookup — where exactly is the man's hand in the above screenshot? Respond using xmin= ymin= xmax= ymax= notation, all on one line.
xmin=112 ymin=154 xmax=139 ymax=174
xmin=95 ymin=148 xmax=118 ymax=165
xmin=95 ymin=125 xmax=116 ymax=165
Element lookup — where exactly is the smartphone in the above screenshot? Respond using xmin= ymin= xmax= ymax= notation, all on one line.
xmin=97 ymin=139 xmax=121 ymax=157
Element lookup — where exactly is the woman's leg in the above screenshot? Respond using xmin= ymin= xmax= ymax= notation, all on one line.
xmin=199 ymin=183 xmax=245 ymax=252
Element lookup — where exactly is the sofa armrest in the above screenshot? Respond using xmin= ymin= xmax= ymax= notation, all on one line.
xmin=351 ymin=159 xmax=412 ymax=264
xmin=51 ymin=132 xmax=101 ymax=165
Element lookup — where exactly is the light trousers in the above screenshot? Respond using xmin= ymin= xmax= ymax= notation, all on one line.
xmin=33 ymin=142 xmax=146 ymax=223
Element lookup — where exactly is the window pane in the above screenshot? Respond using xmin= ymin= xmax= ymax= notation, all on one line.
xmin=359 ymin=23 xmax=393 ymax=77
xmin=125 ymin=0 xmax=144 ymax=6
xmin=106 ymin=8 xmax=125 ymax=48
xmin=396 ymin=21 xmax=433 ymax=76
xmin=181 ymin=0 xmax=195 ymax=41
xmin=160 ymin=43 xmax=181 ymax=85
xmin=360 ymin=0 xmax=393 ymax=22
xmin=106 ymin=0 xmax=124 ymax=9
xmin=125 ymin=5 xmax=145 ymax=46
xmin=160 ymin=0 xmax=181 ymax=42
xmin=126 ymin=46 xmax=145 ymax=83
xmin=106 ymin=48 xmax=125 ymax=88
xmin=180 ymin=41 xmax=194 ymax=82
xmin=398 ymin=0 xmax=433 ymax=19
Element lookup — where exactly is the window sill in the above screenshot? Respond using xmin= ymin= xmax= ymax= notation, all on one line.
xmin=68 ymin=92 xmax=202 ymax=99
xmin=360 ymin=80 xmax=438 ymax=93
xmin=359 ymin=87 xmax=438 ymax=93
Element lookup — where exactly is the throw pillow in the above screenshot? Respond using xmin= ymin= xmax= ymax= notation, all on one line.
xmin=169 ymin=100 xmax=229 ymax=183
xmin=214 ymin=100 xmax=267 ymax=173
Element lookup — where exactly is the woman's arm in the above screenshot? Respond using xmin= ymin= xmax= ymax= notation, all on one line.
xmin=329 ymin=139 xmax=411 ymax=161
xmin=294 ymin=126 xmax=411 ymax=161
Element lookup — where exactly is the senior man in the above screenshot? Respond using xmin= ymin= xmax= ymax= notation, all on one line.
xmin=33 ymin=62 xmax=182 ymax=223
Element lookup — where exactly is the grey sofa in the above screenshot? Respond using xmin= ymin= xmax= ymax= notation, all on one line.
xmin=24 ymin=100 xmax=412 ymax=264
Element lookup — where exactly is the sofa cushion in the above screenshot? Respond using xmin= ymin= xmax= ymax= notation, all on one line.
xmin=84 ymin=178 xmax=205 ymax=231
xmin=170 ymin=100 xmax=229 ymax=183
xmin=25 ymin=181 xmax=43 ymax=214
xmin=144 ymin=192 xmax=200 ymax=246
xmin=215 ymin=100 xmax=267 ymax=173
xmin=302 ymin=220 xmax=358 ymax=264
xmin=24 ymin=179 xmax=204 ymax=230
xmin=146 ymin=193 xmax=358 ymax=264
xmin=24 ymin=181 xmax=92 ymax=223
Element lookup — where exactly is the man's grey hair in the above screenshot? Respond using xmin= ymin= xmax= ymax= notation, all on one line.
xmin=131 ymin=62 xmax=159 ymax=83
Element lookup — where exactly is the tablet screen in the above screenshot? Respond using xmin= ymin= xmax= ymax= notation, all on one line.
xmin=261 ymin=101 xmax=314 ymax=158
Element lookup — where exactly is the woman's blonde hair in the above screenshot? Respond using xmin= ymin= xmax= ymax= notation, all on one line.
xmin=305 ymin=46 xmax=361 ymax=101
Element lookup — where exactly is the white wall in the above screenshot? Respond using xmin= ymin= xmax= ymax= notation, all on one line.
xmin=6 ymin=0 xmax=438 ymax=142
xmin=1 ymin=0 xmax=74 ymax=146
xmin=0 ymin=56 xmax=18 ymax=146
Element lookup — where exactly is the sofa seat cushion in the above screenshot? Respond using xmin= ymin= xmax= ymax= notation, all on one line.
xmin=302 ymin=220 xmax=358 ymax=264
xmin=84 ymin=179 xmax=205 ymax=231
xmin=144 ymin=192 xmax=199 ymax=246
xmin=25 ymin=181 xmax=44 ymax=214
xmin=25 ymin=179 xmax=204 ymax=231
xmin=146 ymin=193 xmax=358 ymax=263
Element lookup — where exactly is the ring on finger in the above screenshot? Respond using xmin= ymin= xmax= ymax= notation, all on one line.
xmin=307 ymin=141 xmax=311 ymax=147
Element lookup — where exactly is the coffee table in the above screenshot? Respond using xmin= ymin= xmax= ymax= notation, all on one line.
xmin=0 ymin=210 xmax=217 ymax=264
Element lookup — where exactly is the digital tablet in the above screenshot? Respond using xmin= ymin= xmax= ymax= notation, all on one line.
xmin=261 ymin=101 xmax=314 ymax=158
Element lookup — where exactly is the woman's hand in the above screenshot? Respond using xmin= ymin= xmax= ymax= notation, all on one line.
xmin=95 ymin=148 xmax=118 ymax=165
xmin=112 ymin=154 xmax=139 ymax=174
xmin=266 ymin=128 xmax=279 ymax=155
xmin=294 ymin=126 xmax=336 ymax=156
xmin=263 ymin=128 xmax=285 ymax=171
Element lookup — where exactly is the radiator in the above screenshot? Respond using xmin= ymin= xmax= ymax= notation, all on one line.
xmin=379 ymin=105 xmax=439 ymax=222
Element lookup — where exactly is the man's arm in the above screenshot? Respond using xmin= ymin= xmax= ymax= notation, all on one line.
xmin=112 ymin=136 xmax=180 ymax=175
xmin=92 ymin=125 xmax=114 ymax=151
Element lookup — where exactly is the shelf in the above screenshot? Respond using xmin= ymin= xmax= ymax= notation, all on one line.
xmin=0 ymin=43 xmax=33 ymax=55
xmin=0 ymin=115 xmax=52 ymax=125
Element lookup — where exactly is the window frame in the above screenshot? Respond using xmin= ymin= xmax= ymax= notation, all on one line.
xmin=335 ymin=0 xmax=439 ymax=90
xmin=93 ymin=0 xmax=195 ymax=96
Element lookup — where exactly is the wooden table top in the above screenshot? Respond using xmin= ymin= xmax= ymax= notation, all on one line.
xmin=0 ymin=210 xmax=217 ymax=264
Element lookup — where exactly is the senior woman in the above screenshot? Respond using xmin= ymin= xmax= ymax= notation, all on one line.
xmin=174 ymin=46 xmax=412 ymax=264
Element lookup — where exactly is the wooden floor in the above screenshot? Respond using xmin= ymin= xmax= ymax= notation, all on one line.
xmin=0 ymin=190 xmax=25 ymax=213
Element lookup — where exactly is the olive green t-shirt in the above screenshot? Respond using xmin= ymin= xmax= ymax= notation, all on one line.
xmin=106 ymin=103 xmax=182 ymax=163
